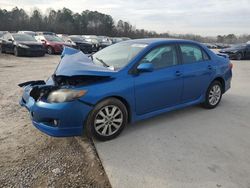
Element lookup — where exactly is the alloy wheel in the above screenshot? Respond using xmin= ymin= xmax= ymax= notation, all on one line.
xmin=47 ymin=47 xmax=53 ymax=55
xmin=208 ymin=84 xmax=221 ymax=106
xmin=94 ymin=105 xmax=123 ymax=136
xmin=237 ymin=53 xmax=242 ymax=60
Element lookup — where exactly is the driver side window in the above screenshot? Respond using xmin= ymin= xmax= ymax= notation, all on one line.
xmin=140 ymin=45 xmax=178 ymax=69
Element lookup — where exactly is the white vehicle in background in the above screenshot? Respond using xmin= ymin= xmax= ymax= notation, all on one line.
xmin=0 ymin=31 xmax=9 ymax=39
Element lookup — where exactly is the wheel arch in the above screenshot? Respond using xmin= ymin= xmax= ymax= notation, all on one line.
xmin=211 ymin=77 xmax=225 ymax=93
xmin=95 ymin=95 xmax=131 ymax=123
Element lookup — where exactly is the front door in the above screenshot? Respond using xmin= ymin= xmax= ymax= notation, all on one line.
xmin=134 ymin=44 xmax=183 ymax=115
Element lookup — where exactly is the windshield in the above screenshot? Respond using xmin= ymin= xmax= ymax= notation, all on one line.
xmin=45 ymin=35 xmax=64 ymax=42
xmin=69 ymin=36 xmax=85 ymax=42
xmin=13 ymin=34 xmax=36 ymax=42
xmin=92 ymin=42 xmax=147 ymax=70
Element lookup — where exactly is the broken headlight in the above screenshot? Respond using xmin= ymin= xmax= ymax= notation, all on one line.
xmin=47 ymin=89 xmax=87 ymax=103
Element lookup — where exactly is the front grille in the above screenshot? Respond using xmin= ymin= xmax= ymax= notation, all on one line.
xmin=27 ymin=45 xmax=44 ymax=49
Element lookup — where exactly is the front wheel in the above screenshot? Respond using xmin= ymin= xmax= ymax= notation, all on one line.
xmin=202 ymin=81 xmax=222 ymax=109
xmin=236 ymin=53 xmax=242 ymax=60
xmin=85 ymin=98 xmax=128 ymax=141
xmin=14 ymin=47 xmax=20 ymax=56
xmin=0 ymin=45 xmax=5 ymax=53
xmin=47 ymin=46 xmax=54 ymax=55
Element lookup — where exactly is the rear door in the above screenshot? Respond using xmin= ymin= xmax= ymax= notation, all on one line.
xmin=178 ymin=43 xmax=214 ymax=103
xmin=134 ymin=44 xmax=183 ymax=115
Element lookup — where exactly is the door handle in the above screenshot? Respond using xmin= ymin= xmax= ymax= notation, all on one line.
xmin=208 ymin=65 xmax=213 ymax=70
xmin=175 ymin=71 xmax=182 ymax=76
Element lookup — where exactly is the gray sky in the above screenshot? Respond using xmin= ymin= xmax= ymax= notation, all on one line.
xmin=1 ymin=0 xmax=250 ymax=36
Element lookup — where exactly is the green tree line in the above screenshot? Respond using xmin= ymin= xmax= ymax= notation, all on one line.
xmin=0 ymin=7 xmax=249 ymax=43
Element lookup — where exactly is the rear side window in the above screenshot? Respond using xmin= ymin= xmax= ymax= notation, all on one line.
xmin=180 ymin=44 xmax=209 ymax=64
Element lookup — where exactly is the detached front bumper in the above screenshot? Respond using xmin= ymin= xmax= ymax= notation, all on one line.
xmin=19 ymin=86 xmax=93 ymax=137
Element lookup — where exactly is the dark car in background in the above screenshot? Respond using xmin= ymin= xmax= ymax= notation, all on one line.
xmin=219 ymin=43 xmax=250 ymax=60
xmin=0 ymin=33 xmax=46 ymax=56
xmin=35 ymin=35 xmax=74 ymax=54
xmin=60 ymin=35 xmax=95 ymax=53
xmin=82 ymin=35 xmax=100 ymax=51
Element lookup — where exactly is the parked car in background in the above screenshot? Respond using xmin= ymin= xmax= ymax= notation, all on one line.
xmin=215 ymin=43 xmax=230 ymax=49
xmin=0 ymin=33 xmax=45 ymax=56
xmin=36 ymin=31 xmax=56 ymax=36
xmin=82 ymin=35 xmax=100 ymax=51
xmin=19 ymin=39 xmax=232 ymax=141
xmin=35 ymin=35 xmax=74 ymax=54
xmin=110 ymin=37 xmax=124 ymax=44
xmin=60 ymin=35 xmax=95 ymax=53
xmin=0 ymin=31 xmax=9 ymax=38
xmin=97 ymin=36 xmax=112 ymax=49
xmin=203 ymin=43 xmax=217 ymax=49
xmin=18 ymin=31 xmax=36 ymax=37
xmin=121 ymin=37 xmax=131 ymax=41
xmin=219 ymin=43 xmax=250 ymax=60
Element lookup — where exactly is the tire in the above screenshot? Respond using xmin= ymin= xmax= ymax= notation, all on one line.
xmin=236 ymin=53 xmax=242 ymax=60
xmin=202 ymin=81 xmax=222 ymax=109
xmin=14 ymin=47 xmax=20 ymax=57
xmin=0 ymin=45 xmax=5 ymax=53
xmin=47 ymin=46 xmax=54 ymax=55
xmin=85 ymin=98 xmax=128 ymax=141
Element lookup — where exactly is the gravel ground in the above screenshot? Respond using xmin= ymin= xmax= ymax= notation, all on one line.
xmin=0 ymin=54 xmax=111 ymax=188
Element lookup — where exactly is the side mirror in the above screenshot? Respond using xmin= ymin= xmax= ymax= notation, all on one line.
xmin=41 ymin=39 xmax=46 ymax=44
xmin=67 ymin=40 xmax=72 ymax=43
xmin=137 ymin=63 xmax=154 ymax=73
xmin=8 ymin=39 xmax=13 ymax=42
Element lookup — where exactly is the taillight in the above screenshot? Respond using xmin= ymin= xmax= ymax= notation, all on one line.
xmin=229 ymin=62 xmax=233 ymax=69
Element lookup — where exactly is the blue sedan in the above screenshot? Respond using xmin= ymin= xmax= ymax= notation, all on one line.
xmin=19 ymin=39 xmax=232 ymax=141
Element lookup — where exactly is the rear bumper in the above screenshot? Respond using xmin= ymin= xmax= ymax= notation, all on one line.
xmin=19 ymin=86 xmax=93 ymax=137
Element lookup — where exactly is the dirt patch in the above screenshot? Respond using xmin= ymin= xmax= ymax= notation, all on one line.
xmin=0 ymin=54 xmax=111 ymax=187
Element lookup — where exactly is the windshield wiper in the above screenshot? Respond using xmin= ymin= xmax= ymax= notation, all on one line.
xmin=95 ymin=57 xmax=110 ymax=68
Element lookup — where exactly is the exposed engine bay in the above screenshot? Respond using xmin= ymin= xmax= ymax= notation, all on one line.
xmin=19 ymin=75 xmax=111 ymax=102
xmin=52 ymin=75 xmax=111 ymax=86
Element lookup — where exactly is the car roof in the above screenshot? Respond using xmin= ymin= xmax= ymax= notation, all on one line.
xmin=125 ymin=38 xmax=198 ymax=45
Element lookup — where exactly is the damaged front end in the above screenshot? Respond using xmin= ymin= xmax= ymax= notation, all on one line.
xmin=18 ymin=47 xmax=115 ymax=137
xmin=19 ymin=47 xmax=115 ymax=105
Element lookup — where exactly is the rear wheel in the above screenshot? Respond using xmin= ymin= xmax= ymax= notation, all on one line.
xmin=202 ymin=81 xmax=222 ymax=109
xmin=85 ymin=98 xmax=128 ymax=141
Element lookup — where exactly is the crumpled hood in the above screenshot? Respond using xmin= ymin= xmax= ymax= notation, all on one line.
xmin=55 ymin=47 xmax=116 ymax=77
